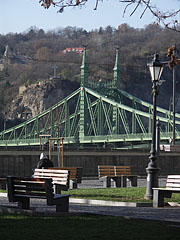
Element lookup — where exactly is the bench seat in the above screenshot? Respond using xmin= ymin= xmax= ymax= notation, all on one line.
xmin=153 ymin=175 xmax=180 ymax=207
xmin=7 ymin=176 xmax=69 ymax=212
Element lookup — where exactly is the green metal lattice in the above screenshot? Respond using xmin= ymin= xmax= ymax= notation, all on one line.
xmin=0 ymin=47 xmax=179 ymax=148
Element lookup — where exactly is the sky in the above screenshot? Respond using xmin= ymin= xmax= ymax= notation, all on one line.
xmin=0 ymin=0 xmax=180 ymax=34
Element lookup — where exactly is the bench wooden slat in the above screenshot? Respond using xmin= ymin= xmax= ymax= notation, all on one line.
xmin=153 ymin=187 xmax=180 ymax=191
xmin=167 ymin=179 xmax=180 ymax=183
xmin=98 ymin=165 xmax=137 ymax=188
xmin=7 ymin=176 xmax=69 ymax=212
xmin=11 ymin=177 xmax=47 ymax=198
xmin=98 ymin=166 xmax=115 ymax=178
xmin=15 ymin=192 xmax=47 ymax=197
xmin=98 ymin=165 xmax=134 ymax=177
xmin=15 ymin=194 xmax=47 ymax=198
xmin=115 ymin=166 xmax=131 ymax=175
xmin=166 ymin=183 xmax=180 ymax=188
xmin=33 ymin=169 xmax=70 ymax=190
xmin=99 ymin=171 xmax=115 ymax=177
xmin=34 ymin=172 xmax=69 ymax=178
xmin=48 ymin=167 xmax=83 ymax=185
xmin=167 ymin=175 xmax=180 ymax=178
xmin=52 ymin=180 xmax=68 ymax=185
xmin=13 ymin=181 xmax=45 ymax=187
xmin=14 ymin=185 xmax=45 ymax=191
xmin=35 ymin=169 xmax=69 ymax=174
xmin=164 ymin=188 xmax=180 ymax=191
xmin=49 ymin=167 xmax=78 ymax=179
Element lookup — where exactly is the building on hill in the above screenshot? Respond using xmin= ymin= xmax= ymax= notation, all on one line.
xmin=62 ymin=47 xmax=84 ymax=54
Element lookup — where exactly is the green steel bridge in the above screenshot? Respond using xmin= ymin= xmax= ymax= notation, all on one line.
xmin=0 ymin=48 xmax=179 ymax=149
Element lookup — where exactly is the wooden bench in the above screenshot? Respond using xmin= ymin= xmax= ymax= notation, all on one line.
xmin=153 ymin=175 xmax=180 ymax=207
xmin=33 ymin=169 xmax=70 ymax=193
xmin=98 ymin=165 xmax=137 ymax=188
xmin=7 ymin=176 xmax=69 ymax=212
xmin=48 ymin=167 xmax=83 ymax=189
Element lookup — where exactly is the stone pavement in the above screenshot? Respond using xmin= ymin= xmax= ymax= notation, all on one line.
xmin=77 ymin=177 xmax=167 ymax=189
xmin=1 ymin=178 xmax=180 ymax=223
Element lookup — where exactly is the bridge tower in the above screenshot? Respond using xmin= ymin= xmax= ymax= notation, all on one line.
xmin=112 ymin=48 xmax=121 ymax=134
xmin=79 ymin=46 xmax=89 ymax=142
xmin=113 ymin=47 xmax=120 ymax=89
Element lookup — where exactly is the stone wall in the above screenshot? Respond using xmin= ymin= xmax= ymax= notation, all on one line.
xmin=0 ymin=150 xmax=180 ymax=178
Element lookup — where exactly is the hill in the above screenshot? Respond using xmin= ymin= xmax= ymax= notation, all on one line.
xmin=0 ymin=24 xmax=180 ymax=130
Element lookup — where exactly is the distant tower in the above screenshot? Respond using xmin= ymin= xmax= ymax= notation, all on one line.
xmin=3 ymin=45 xmax=12 ymax=66
xmin=52 ymin=64 xmax=58 ymax=79
xmin=4 ymin=45 xmax=9 ymax=58
xmin=3 ymin=45 xmax=9 ymax=65
xmin=113 ymin=47 xmax=120 ymax=89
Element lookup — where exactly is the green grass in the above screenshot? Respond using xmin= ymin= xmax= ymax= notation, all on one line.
xmin=0 ymin=189 xmax=7 ymax=193
xmin=1 ymin=188 xmax=180 ymax=239
xmin=2 ymin=187 xmax=180 ymax=203
xmin=67 ymin=187 xmax=148 ymax=202
xmin=66 ymin=187 xmax=180 ymax=203
xmin=0 ymin=214 xmax=180 ymax=240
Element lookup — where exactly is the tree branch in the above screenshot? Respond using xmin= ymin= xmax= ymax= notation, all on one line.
xmin=39 ymin=0 xmax=180 ymax=32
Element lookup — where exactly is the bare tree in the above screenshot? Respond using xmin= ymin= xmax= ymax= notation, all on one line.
xmin=39 ymin=0 xmax=180 ymax=32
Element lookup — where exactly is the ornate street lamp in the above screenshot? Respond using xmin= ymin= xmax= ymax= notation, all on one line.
xmin=145 ymin=53 xmax=164 ymax=200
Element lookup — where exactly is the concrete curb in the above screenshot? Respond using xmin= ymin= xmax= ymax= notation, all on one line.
xmin=69 ymin=198 xmax=152 ymax=207
xmin=0 ymin=193 xmax=6 ymax=197
xmin=0 ymin=193 xmax=152 ymax=207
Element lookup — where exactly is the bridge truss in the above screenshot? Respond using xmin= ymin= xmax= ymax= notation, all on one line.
xmin=0 ymin=48 xmax=179 ymax=148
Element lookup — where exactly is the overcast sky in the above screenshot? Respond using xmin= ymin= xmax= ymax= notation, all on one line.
xmin=0 ymin=0 xmax=180 ymax=34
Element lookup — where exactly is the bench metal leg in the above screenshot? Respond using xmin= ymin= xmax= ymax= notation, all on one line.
xmin=128 ymin=176 xmax=137 ymax=187
xmin=0 ymin=179 xmax=7 ymax=190
xmin=113 ymin=177 xmax=121 ymax=187
xmin=54 ymin=185 xmax=62 ymax=194
xmin=18 ymin=198 xmax=30 ymax=210
xmin=69 ymin=180 xmax=77 ymax=189
xmin=153 ymin=189 xmax=172 ymax=207
xmin=100 ymin=176 xmax=111 ymax=188
xmin=56 ymin=197 xmax=69 ymax=212
xmin=77 ymin=168 xmax=83 ymax=183
xmin=120 ymin=176 xmax=127 ymax=187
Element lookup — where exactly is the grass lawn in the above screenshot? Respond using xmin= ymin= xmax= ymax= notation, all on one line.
xmin=2 ymin=187 xmax=180 ymax=203
xmin=1 ymin=188 xmax=180 ymax=239
xmin=66 ymin=187 xmax=180 ymax=203
xmin=67 ymin=187 xmax=148 ymax=202
xmin=0 ymin=214 xmax=180 ymax=240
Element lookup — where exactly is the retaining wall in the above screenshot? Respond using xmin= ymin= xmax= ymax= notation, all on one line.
xmin=0 ymin=149 xmax=180 ymax=177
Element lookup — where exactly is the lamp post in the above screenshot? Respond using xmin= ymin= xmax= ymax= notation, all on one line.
xmin=172 ymin=46 xmax=177 ymax=145
xmin=172 ymin=66 xmax=176 ymax=144
xmin=145 ymin=53 xmax=164 ymax=200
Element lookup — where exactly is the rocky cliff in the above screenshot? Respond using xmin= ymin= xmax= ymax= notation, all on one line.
xmin=7 ymin=78 xmax=79 ymax=120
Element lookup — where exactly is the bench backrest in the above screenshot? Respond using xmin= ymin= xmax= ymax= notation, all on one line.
xmin=48 ymin=167 xmax=83 ymax=183
xmin=166 ymin=175 xmax=180 ymax=189
xmin=7 ymin=176 xmax=54 ymax=204
xmin=33 ymin=169 xmax=70 ymax=189
xmin=98 ymin=166 xmax=115 ymax=177
xmin=115 ymin=166 xmax=131 ymax=175
xmin=98 ymin=165 xmax=132 ymax=178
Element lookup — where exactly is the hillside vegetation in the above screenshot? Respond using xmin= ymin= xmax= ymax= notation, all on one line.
xmin=0 ymin=24 xmax=180 ymax=130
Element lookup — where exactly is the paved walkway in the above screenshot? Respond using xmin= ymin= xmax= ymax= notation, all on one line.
xmin=1 ymin=178 xmax=180 ymax=223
